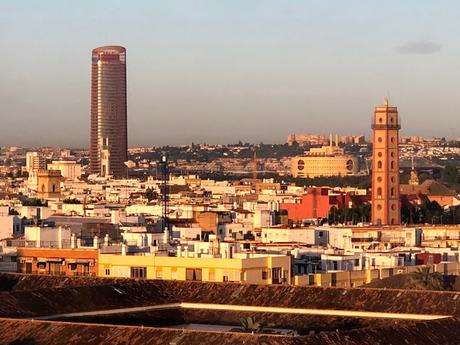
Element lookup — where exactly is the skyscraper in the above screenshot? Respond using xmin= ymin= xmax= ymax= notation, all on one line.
xmin=90 ymin=45 xmax=127 ymax=178
xmin=371 ymin=99 xmax=401 ymax=226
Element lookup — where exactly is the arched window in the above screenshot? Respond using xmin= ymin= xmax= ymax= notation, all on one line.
xmin=391 ymin=161 xmax=394 ymax=170
xmin=52 ymin=184 xmax=56 ymax=193
xmin=391 ymin=187 xmax=394 ymax=197
xmin=378 ymin=161 xmax=382 ymax=169
xmin=377 ymin=187 xmax=382 ymax=197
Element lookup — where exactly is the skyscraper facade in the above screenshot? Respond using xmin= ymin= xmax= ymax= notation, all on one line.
xmin=90 ymin=45 xmax=127 ymax=178
xmin=371 ymin=99 xmax=401 ymax=226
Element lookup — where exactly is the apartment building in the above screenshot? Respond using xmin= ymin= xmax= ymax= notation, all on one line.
xmin=99 ymin=252 xmax=291 ymax=285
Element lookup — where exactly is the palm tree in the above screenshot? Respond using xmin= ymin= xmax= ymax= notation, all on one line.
xmin=239 ymin=317 xmax=263 ymax=333
xmin=412 ymin=266 xmax=444 ymax=290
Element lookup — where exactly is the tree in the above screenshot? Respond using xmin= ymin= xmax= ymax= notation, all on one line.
xmin=238 ymin=317 xmax=273 ymax=333
xmin=63 ymin=198 xmax=81 ymax=204
xmin=441 ymin=165 xmax=459 ymax=186
xmin=22 ymin=198 xmax=47 ymax=207
xmin=411 ymin=266 xmax=444 ymax=290
xmin=145 ymin=187 xmax=158 ymax=202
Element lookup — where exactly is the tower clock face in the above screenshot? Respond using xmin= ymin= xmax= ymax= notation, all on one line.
xmin=346 ymin=160 xmax=354 ymax=171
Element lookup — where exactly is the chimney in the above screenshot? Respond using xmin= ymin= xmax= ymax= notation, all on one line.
xmin=57 ymin=227 xmax=63 ymax=249
xmin=70 ymin=233 xmax=76 ymax=249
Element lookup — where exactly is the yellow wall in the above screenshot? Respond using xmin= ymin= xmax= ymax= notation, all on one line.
xmin=294 ymin=262 xmax=460 ymax=288
xmin=99 ymin=254 xmax=291 ymax=285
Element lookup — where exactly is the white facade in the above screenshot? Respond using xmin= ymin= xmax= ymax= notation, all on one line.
xmin=0 ymin=214 xmax=22 ymax=240
xmin=24 ymin=226 xmax=71 ymax=247
xmin=261 ymin=227 xmax=326 ymax=245
xmin=47 ymin=161 xmax=82 ymax=180
xmin=26 ymin=152 xmax=46 ymax=174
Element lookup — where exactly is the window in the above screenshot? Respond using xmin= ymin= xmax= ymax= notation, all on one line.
xmin=297 ymin=160 xmax=305 ymax=171
xmin=318 ymin=231 xmax=324 ymax=238
xmin=377 ymin=187 xmax=382 ymax=197
xmin=186 ymin=268 xmax=202 ymax=281
xmin=105 ymin=268 xmax=110 ymax=276
xmin=262 ymin=271 xmax=268 ymax=280
xmin=69 ymin=263 xmax=77 ymax=271
xmin=272 ymin=267 xmax=282 ymax=284
xmin=209 ymin=269 xmax=216 ymax=281
xmin=391 ymin=161 xmax=394 ymax=170
xmin=391 ymin=187 xmax=395 ymax=197
xmin=131 ymin=267 xmax=147 ymax=279
xmin=155 ymin=269 xmax=163 ymax=279
xmin=377 ymin=161 xmax=382 ymax=169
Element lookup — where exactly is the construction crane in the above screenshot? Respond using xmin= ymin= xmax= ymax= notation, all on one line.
xmin=252 ymin=150 xmax=258 ymax=181
xmin=158 ymin=155 xmax=170 ymax=241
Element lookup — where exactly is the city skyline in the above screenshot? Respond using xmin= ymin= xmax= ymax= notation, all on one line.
xmin=1 ymin=1 xmax=460 ymax=147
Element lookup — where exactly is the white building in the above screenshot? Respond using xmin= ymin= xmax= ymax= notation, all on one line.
xmin=0 ymin=206 xmax=22 ymax=240
xmin=261 ymin=226 xmax=327 ymax=245
xmin=25 ymin=226 xmax=71 ymax=248
xmin=47 ymin=161 xmax=82 ymax=180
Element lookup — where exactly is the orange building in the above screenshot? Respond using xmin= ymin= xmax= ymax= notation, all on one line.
xmin=280 ymin=187 xmax=352 ymax=222
xmin=17 ymin=247 xmax=98 ymax=276
xmin=371 ymin=99 xmax=401 ymax=225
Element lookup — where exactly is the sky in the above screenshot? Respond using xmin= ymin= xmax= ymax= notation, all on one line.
xmin=1 ymin=1 xmax=459 ymax=147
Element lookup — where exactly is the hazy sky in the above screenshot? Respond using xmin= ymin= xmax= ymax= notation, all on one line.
xmin=1 ymin=1 xmax=459 ymax=147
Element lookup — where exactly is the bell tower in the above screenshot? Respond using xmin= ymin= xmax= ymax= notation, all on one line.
xmin=371 ymin=98 xmax=401 ymax=225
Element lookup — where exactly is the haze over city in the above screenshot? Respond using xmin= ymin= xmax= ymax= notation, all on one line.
xmin=1 ymin=1 xmax=459 ymax=147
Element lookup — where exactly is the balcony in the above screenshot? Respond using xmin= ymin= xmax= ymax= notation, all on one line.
xmin=371 ymin=123 xmax=401 ymax=130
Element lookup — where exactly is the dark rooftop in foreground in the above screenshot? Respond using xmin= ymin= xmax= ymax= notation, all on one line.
xmin=1 ymin=273 xmax=460 ymax=344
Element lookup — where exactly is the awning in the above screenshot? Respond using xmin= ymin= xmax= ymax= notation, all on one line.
xmin=37 ymin=258 xmax=63 ymax=263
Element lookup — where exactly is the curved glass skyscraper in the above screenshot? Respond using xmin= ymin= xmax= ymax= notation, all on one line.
xmin=90 ymin=45 xmax=127 ymax=178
